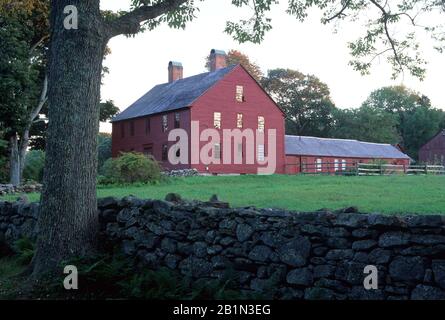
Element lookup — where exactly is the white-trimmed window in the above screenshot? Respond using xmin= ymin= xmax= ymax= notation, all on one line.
xmin=258 ymin=116 xmax=265 ymax=132
xmin=316 ymin=158 xmax=322 ymax=172
xmin=236 ymin=85 xmax=244 ymax=102
xmin=162 ymin=114 xmax=168 ymax=132
xmin=334 ymin=159 xmax=339 ymax=171
xmin=162 ymin=144 xmax=168 ymax=161
xmin=174 ymin=112 xmax=180 ymax=128
xmin=236 ymin=113 xmax=243 ymax=128
xmin=214 ymin=143 xmax=221 ymax=159
xmin=214 ymin=112 xmax=221 ymax=129
xmin=342 ymin=159 xmax=346 ymax=170
xmin=257 ymin=144 xmax=265 ymax=162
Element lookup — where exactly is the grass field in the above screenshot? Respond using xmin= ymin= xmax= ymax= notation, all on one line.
xmin=2 ymin=175 xmax=445 ymax=214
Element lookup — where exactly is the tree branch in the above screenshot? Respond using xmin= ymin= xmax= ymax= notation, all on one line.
xmin=325 ymin=0 xmax=352 ymax=23
xmin=30 ymin=35 xmax=49 ymax=57
xmin=105 ymin=0 xmax=188 ymax=38
xmin=29 ymin=74 xmax=48 ymax=123
xmin=369 ymin=0 xmax=404 ymax=72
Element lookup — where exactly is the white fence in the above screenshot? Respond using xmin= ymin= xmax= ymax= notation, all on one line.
xmin=357 ymin=163 xmax=445 ymax=176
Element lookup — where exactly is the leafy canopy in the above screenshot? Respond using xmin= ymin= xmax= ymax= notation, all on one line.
xmin=331 ymin=106 xmax=400 ymax=144
xmin=262 ymin=68 xmax=336 ymax=137
xmin=362 ymin=85 xmax=445 ymax=158
xmin=107 ymin=0 xmax=445 ymax=79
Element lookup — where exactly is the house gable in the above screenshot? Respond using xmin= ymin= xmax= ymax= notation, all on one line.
xmin=190 ymin=64 xmax=285 ymax=117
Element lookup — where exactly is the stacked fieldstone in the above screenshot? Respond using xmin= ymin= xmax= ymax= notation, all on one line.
xmin=0 ymin=183 xmax=43 ymax=196
xmin=0 ymin=200 xmax=39 ymax=242
xmin=1 ymin=195 xmax=445 ymax=300
xmin=162 ymin=169 xmax=199 ymax=178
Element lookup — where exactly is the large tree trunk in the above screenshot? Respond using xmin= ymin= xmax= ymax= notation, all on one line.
xmin=18 ymin=129 xmax=29 ymax=181
xmin=32 ymin=0 xmax=107 ymax=275
xmin=9 ymin=134 xmax=21 ymax=186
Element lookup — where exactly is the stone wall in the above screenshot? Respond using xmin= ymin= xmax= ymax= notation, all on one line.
xmin=161 ymin=169 xmax=199 ymax=178
xmin=0 ymin=183 xmax=43 ymax=196
xmin=1 ymin=196 xmax=445 ymax=300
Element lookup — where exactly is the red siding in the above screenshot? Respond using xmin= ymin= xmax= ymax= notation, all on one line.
xmin=285 ymin=155 xmax=410 ymax=174
xmin=190 ymin=65 xmax=286 ymax=174
xmin=419 ymin=130 xmax=445 ymax=165
xmin=111 ymin=108 xmax=191 ymax=170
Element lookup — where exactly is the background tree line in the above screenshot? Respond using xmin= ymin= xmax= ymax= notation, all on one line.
xmin=0 ymin=0 xmax=119 ymax=185
xmin=212 ymin=51 xmax=445 ymax=161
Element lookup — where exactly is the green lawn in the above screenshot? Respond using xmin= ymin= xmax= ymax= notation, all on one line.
xmin=2 ymin=175 xmax=445 ymax=214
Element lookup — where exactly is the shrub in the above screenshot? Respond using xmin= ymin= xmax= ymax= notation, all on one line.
xmin=12 ymin=237 xmax=34 ymax=265
xmin=63 ymin=254 xmax=253 ymax=299
xmin=0 ymin=155 xmax=8 ymax=183
xmin=100 ymin=152 xmax=162 ymax=184
xmin=23 ymin=150 xmax=45 ymax=182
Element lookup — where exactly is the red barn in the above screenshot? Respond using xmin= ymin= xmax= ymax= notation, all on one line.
xmin=111 ymin=49 xmax=286 ymax=174
xmin=419 ymin=129 xmax=445 ymax=165
xmin=284 ymin=135 xmax=411 ymax=174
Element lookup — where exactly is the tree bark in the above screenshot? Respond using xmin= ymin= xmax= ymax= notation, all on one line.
xmin=32 ymin=0 xmax=106 ymax=275
xmin=32 ymin=0 xmax=187 ymax=276
xmin=9 ymin=134 xmax=20 ymax=186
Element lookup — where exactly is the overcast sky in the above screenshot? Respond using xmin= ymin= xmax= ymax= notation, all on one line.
xmin=100 ymin=1 xmax=445 ymax=132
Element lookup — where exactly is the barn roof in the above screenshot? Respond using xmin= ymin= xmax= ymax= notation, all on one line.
xmin=111 ymin=64 xmax=237 ymax=122
xmin=285 ymin=135 xmax=410 ymax=159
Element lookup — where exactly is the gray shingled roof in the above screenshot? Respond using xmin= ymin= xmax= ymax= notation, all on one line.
xmin=285 ymin=135 xmax=410 ymax=159
xmin=112 ymin=64 xmax=237 ymax=122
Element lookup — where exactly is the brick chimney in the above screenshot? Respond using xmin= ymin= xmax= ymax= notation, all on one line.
xmin=168 ymin=61 xmax=183 ymax=83
xmin=209 ymin=49 xmax=227 ymax=72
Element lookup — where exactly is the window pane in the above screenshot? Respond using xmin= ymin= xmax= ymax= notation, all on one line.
xmin=214 ymin=112 xmax=221 ymax=129
xmin=143 ymin=144 xmax=153 ymax=156
xmin=237 ymin=113 xmax=243 ymax=128
xmin=174 ymin=113 xmax=180 ymax=128
xmin=258 ymin=116 xmax=265 ymax=132
xmin=316 ymin=159 xmax=322 ymax=171
xmin=236 ymin=85 xmax=244 ymax=102
xmin=162 ymin=144 xmax=168 ymax=161
xmin=162 ymin=115 xmax=168 ymax=132
xmin=258 ymin=144 xmax=265 ymax=161
xmin=145 ymin=118 xmax=150 ymax=135
xmin=214 ymin=143 xmax=221 ymax=159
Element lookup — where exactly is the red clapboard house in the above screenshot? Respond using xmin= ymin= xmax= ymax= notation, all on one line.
xmin=284 ymin=135 xmax=411 ymax=174
xmin=112 ymin=48 xmax=411 ymax=175
xmin=111 ymin=49 xmax=286 ymax=174
xmin=419 ymin=129 xmax=445 ymax=165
